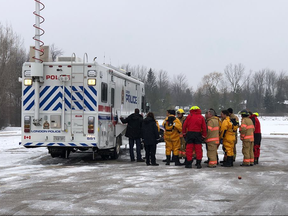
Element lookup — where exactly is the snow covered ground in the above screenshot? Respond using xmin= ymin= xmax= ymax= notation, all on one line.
xmin=0 ymin=116 xmax=287 ymax=215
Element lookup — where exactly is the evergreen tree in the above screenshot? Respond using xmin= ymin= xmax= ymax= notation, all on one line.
xmin=263 ymin=88 xmax=275 ymax=113
xmin=145 ymin=68 xmax=159 ymax=112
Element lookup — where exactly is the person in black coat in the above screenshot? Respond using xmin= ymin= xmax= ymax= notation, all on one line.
xmin=120 ymin=108 xmax=144 ymax=162
xmin=142 ymin=112 xmax=159 ymax=166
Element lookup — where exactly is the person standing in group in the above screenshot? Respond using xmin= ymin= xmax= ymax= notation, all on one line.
xmin=163 ymin=110 xmax=182 ymax=166
xmin=205 ymin=109 xmax=220 ymax=168
xmin=182 ymin=106 xmax=207 ymax=169
xmin=227 ymin=108 xmax=239 ymax=162
xmin=249 ymin=112 xmax=262 ymax=165
xmin=220 ymin=110 xmax=237 ymax=167
xmin=176 ymin=109 xmax=187 ymax=165
xmin=239 ymin=109 xmax=255 ymax=166
xmin=120 ymin=108 xmax=144 ymax=162
xmin=142 ymin=112 xmax=160 ymax=166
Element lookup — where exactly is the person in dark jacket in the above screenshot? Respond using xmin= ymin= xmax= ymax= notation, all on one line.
xmin=142 ymin=112 xmax=160 ymax=166
xmin=120 ymin=109 xmax=144 ymax=162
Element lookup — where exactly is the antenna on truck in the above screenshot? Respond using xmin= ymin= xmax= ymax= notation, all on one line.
xmin=32 ymin=0 xmax=45 ymax=62
xmin=32 ymin=0 xmax=45 ymax=126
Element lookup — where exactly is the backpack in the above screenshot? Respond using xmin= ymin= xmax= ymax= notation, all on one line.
xmin=230 ymin=118 xmax=239 ymax=132
xmin=165 ymin=116 xmax=176 ymax=132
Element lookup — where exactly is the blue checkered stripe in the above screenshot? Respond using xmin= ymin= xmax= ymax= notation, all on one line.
xmin=23 ymin=86 xmax=97 ymax=111
xmin=23 ymin=142 xmax=97 ymax=147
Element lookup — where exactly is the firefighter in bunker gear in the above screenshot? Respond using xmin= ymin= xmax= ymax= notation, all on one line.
xmin=220 ymin=110 xmax=237 ymax=167
xmin=239 ymin=109 xmax=255 ymax=166
xmin=177 ymin=109 xmax=186 ymax=163
xmin=163 ymin=110 xmax=182 ymax=166
xmin=205 ymin=109 xmax=220 ymax=168
xmin=227 ymin=108 xmax=239 ymax=161
xmin=249 ymin=112 xmax=262 ymax=165
xmin=182 ymin=106 xmax=207 ymax=169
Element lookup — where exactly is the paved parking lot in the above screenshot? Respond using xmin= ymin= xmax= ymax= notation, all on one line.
xmin=0 ymin=137 xmax=288 ymax=215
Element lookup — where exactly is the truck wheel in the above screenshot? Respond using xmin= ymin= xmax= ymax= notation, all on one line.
xmin=101 ymin=155 xmax=109 ymax=160
xmin=60 ymin=149 xmax=70 ymax=158
xmin=50 ymin=152 xmax=59 ymax=158
xmin=111 ymin=136 xmax=121 ymax=160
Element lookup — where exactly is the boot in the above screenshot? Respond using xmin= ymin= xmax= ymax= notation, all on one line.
xmin=165 ymin=155 xmax=171 ymax=165
xmin=174 ymin=155 xmax=181 ymax=166
xmin=181 ymin=158 xmax=187 ymax=166
xmin=196 ymin=160 xmax=202 ymax=169
xmin=256 ymin=157 xmax=259 ymax=164
xmin=204 ymin=158 xmax=209 ymax=164
xmin=220 ymin=155 xmax=227 ymax=164
xmin=185 ymin=160 xmax=192 ymax=168
xmin=171 ymin=155 xmax=176 ymax=163
xmin=163 ymin=154 xmax=170 ymax=162
xmin=254 ymin=157 xmax=258 ymax=165
xmin=222 ymin=156 xmax=232 ymax=167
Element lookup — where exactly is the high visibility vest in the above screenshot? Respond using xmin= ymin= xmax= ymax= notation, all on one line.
xmin=206 ymin=116 xmax=220 ymax=144
xmin=240 ymin=117 xmax=255 ymax=141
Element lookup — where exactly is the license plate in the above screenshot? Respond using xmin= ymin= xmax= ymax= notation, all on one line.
xmin=53 ymin=136 xmax=65 ymax=142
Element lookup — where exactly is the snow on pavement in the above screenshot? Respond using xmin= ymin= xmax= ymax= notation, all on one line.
xmin=0 ymin=116 xmax=287 ymax=215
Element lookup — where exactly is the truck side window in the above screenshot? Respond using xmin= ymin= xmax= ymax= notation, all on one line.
xmin=111 ymin=88 xmax=115 ymax=107
xmin=101 ymin=82 xmax=108 ymax=103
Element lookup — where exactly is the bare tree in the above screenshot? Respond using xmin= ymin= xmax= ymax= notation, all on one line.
xmin=265 ymin=69 xmax=278 ymax=96
xmin=171 ymin=73 xmax=188 ymax=106
xmin=50 ymin=43 xmax=63 ymax=62
xmin=224 ymin=63 xmax=247 ymax=110
xmin=120 ymin=64 xmax=147 ymax=82
xmin=224 ymin=63 xmax=246 ymax=92
xmin=251 ymin=70 xmax=266 ymax=111
xmin=0 ymin=23 xmax=27 ymax=128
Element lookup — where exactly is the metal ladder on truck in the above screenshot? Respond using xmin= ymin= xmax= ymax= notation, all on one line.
xmin=70 ymin=53 xmax=85 ymax=139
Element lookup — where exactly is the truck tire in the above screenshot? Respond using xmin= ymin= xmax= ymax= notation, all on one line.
xmin=111 ymin=135 xmax=121 ymax=160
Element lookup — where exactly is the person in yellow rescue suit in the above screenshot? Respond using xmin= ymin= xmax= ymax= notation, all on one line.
xmin=176 ymin=109 xmax=186 ymax=165
xmin=239 ymin=109 xmax=255 ymax=166
xmin=220 ymin=110 xmax=238 ymax=167
xmin=163 ymin=110 xmax=182 ymax=166
xmin=205 ymin=109 xmax=220 ymax=168
xmin=227 ymin=108 xmax=239 ymax=162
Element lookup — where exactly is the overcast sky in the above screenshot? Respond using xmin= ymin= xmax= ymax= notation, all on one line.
xmin=1 ymin=0 xmax=288 ymax=88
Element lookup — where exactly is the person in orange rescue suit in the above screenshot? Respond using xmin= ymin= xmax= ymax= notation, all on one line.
xmin=162 ymin=110 xmax=175 ymax=163
xmin=227 ymin=108 xmax=239 ymax=162
xmin=176 ymin=109 xmax=187 ymax=165
xmin=208 ymin=108 xmax=222 ymax=165
xmin=162 ymin=110 xmax=182 ymax=166
xmin=205 ymin=109 xmax=220 ymax=168
xmin=220 ymin=110 xmax=238 ymax=167
xmin=239 ymin=109 xmax=255 ymax=166
xmin=182 ymin=106 xmax=207 ymax=169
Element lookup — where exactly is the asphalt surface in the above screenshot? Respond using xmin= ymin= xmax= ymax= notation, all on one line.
xmin=0 ymin=138 xmax=288 ymax=215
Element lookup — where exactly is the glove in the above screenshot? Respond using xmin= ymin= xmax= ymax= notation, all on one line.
xmin=220 ymin=139 xmax=223 ymax=144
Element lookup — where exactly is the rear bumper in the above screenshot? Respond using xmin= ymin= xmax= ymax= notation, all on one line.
xmin=22 ymin=142 xmax=97 ymax=147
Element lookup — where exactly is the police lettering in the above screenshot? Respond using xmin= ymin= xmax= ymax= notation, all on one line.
xmin=126 ymin=91 xmax=137 ymax=104
xmin=46 ymin=75 xmax=58 ymax=80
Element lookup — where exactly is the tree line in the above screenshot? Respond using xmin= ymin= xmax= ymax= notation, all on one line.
xmin=0 ymin=23 xmax=62 ymax=129
xmin=1 ymin=23 xmax=287 ymax=128
xmin=121 ymin=63 xmax=288 ymax=116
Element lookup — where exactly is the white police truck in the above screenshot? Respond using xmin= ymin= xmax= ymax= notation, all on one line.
xmin=20 ymin=55 xmax=146 ymax=159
